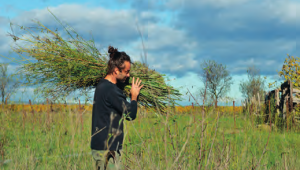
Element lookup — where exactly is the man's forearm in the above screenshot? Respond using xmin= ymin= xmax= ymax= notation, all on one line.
xmin=126 ymin=100 xmax=137 ymax=121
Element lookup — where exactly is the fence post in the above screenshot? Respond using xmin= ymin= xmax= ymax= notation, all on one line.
xmin=286 ymin=99 xmax=289 ymax=132
xmin=46 ymin=98 xmax=50 ymax=127
xmin=275 ymin=89 xmax=279 ymax=115
xmin=269 ymin=100 xmax=271 ymax=131
xmin=22 ymin=102 xmax=26 ymax=130
xmin=79 ymin=99 xmax=83 ymax=130
xmin=289 ymin=80 xmax=293 ymax=111
xmin=29 ymin=99 xmax=35 ymax=131
xmin=289 ymin=80 xmax=294 ymax=129
xmin=50 ymin=101 xmax=53 ymax=113
xmin=29 ymin=99 xmax=34 ymax=117
xmin=192 ymin=102 xmax=196 ymax=123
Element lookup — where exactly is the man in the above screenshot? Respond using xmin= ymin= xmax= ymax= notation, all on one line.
xmin=91 ymin=46 xmax=144 ymax=170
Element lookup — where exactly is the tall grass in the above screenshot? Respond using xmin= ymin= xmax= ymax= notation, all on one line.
xmin=0 ymin=101 xmax=299 ymax=170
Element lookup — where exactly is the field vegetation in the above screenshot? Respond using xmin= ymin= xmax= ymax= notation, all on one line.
xmin=0 ymin=102 xmax=299 ymax=170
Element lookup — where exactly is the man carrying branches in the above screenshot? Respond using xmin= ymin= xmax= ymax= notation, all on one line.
xmin=91 ymin=46 xmax=144 ymax=170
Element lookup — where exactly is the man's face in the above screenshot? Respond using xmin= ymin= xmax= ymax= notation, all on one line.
xmin=115 ymin=61 xmax=131 ymax=83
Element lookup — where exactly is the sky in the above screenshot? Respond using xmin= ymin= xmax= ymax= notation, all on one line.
xmin=0 ymin=0 xmax=298 ymax=106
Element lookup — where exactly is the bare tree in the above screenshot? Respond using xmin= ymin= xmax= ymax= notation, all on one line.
xmin=0 ymin=63 xmax=19 ymax=105
xmin=199 ymin=60 xmax=233 ymax=107
xmin=239 ymin=65 xmax=266 ymax=102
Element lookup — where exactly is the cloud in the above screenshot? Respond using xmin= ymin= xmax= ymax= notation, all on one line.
xmin=165 ymin=0 xmax=249 ymax=10
xmin=117 ymin=0 xmax=166 ymax=12
xmin=118 ymin=0 xmax=300 ymax=78
xmin=8 ymin=4 xmax=156 ymax=47
xmin=0 ymin=26 xmax=27 ymax=64
xmin=0 ymin=16 xmax=9 ymax=26
xmin=156 ymin=0 xmax=299 ymax=77
xmin=194 ymin=39 xmax=296 ymax=74
xmin=1 ymin=4 xmax=204 ymax=78
xmin=1 ymin=4 xmax=159 ymax=66
xmin=269 ymin=1 xmax=299 ymax=24
xmin=109 ymin=22 xmax=200 ymax=76
xmin=171 ymin=1 xmax=299 ymax=41
xmin=0 ymin=27 xmax=15 ymax=63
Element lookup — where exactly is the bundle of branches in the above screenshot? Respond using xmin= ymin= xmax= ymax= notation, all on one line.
xmin=6 ymin=12 xmax=182 ymax=114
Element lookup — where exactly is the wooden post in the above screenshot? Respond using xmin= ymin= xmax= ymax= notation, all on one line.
xmin=192 ymin=102 xmax=195 ymax=123
xmin=233 ymin=101 xmax=236 ymax=129
xmin=29 ymin=99 xmax=35 ymax=131
xmin=286 ymin=99 xmax=289 ymax=132
xmin=289 ymin=80 xmax=293 ymax=130
xmin=257 ymin=93 xmax=260 ymax=112
xmin=46 ymin=98 xmax=50 ymax=127
xmin=253 ymin=95 xmax=256 ymax=114
xmin=29 ymin=99 xmax=34 ymax=117
xmin=79 ymin=99 xmax=83 ymax=130
xmin=22 ymin=103 xmax=26 ymax=130
xmin=275 ymin=89 xmax=279 ymax=115
xmin=282 ymin=88 xmax=287 ymax=114
xmin=50 ymin=100 xmax=53 ymax=112
xmin=289 ymin=80 xmax=293 ymax=111
xmin=269 ymin=100 xmax=271 ymax=131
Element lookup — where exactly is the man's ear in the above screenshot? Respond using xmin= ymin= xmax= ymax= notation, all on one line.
xmin=114 ymin=67 xmax=119 ymax=74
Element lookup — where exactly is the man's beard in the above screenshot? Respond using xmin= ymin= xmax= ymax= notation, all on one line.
xmin=116 ymin=77 xmax=129 ymax=90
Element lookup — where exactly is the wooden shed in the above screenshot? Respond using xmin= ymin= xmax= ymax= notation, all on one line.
xmin=266 ymin=80 xmax=300 ymax=116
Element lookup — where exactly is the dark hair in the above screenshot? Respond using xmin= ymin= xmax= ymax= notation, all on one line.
xmin=106 ymin=46 xmax=132 ymax=75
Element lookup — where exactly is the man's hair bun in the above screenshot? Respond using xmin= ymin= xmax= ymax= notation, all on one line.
xmin=106 ymin=45 xmax=131 ymax=75
xmin=108 ymin=46 xmax=119 ymax=59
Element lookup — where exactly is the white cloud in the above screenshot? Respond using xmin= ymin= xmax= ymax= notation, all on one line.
xmin=119 ymin=22 xmax=199 ymax=74
xmin=146 ymin=23 xmax=197 ymax=50
xmin=9 ymin=4 xmax=151 ymax=46
xmin=0 ymin=28 xmax=16 ymax=63
xmin=165 ymin=0 xmax=249 ymax=10
xmin=194 ymin=39 xmax=296 ymax=75
xmin=166 ymin=0 xmax=300 ymax=29
xmin=196 ymin=0 xmax=249 ymax=8
xmin=269 ymin=1 xmax=299 ymax=24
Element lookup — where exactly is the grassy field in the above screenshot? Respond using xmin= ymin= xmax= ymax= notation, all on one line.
xmin=0 ymin=105 xmax=299 ymax=170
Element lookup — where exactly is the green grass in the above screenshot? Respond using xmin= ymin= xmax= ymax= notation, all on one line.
xmin=0 ymin=106 xmax=299 ymax=170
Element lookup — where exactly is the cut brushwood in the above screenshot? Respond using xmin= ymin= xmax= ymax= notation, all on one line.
xmin=5 ymin=11 xmax=182 ymax=115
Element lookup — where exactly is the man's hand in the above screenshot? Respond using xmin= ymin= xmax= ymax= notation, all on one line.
xmin=130 ymin=77 xmax=144 ymax=101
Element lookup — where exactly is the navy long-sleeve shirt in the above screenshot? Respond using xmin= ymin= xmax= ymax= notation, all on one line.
xmin=91 ymin=78 xmax=137 ymax=151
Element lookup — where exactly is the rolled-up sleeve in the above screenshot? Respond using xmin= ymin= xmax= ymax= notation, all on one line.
xmin=109 ymin=88 xmax=137 ymax=121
